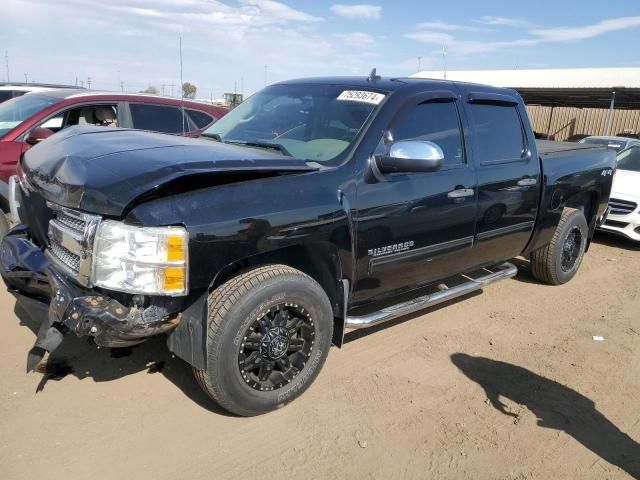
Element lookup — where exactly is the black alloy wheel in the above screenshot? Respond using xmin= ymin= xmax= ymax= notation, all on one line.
xmin=561 ymin=226 xmax=584 ymax=272
xmin=238 ymin=303 xmax=315 ymax=391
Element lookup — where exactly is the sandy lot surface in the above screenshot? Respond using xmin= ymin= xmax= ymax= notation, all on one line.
xmin=1 ymin=233 xmax=639 ymax=480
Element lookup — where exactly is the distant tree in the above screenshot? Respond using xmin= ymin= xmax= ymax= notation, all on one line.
xmin=143 ymin=85 xmax=159 ymax=95
xmin=182 ymin=82 xmax=197 ymax=99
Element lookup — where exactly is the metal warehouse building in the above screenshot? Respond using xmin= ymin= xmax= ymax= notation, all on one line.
xmin=412 ymin=67 xmax=640 ymax=141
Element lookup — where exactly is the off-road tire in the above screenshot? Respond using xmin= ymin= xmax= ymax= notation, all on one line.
xmin=193 ymin=265 xmax=333 ymax=416
xmin=530 ymin=208 xmax=588 ymax=285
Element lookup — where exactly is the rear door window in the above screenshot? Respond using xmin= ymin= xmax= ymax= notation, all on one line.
xmin=468 ymin=104 xmax=525 ymax=163
xmin=186 ymin=109 xmax=214 ymax=129
xmin=129 ymin=103 xmax=188 ymax=134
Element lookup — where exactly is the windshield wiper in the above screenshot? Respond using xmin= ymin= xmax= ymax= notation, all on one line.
xmin=225 ymin=140 xmax=292 ymax=157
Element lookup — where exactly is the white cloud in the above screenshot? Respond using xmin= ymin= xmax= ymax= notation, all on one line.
xmin=2 ymin=0 xmax=373 ymax=95
xmin=416 ymin=20 xmax=482 ymax=32
xmin=240 ymin=0 xmax=323 ymax=23
xmin=407 ymin=15 xmax=640 ymax=57
xmin=330 ymin=4 xmax=382 ymax=20
xmin=530 ymin=16 xmax=640 ymax=41
xmin=404 ymin=31 xmax=455 ymax=44
xmin=475 ymin=16 xmax=531 ymax=28
xmin=334 ymin=32 xmax=376 ymax=48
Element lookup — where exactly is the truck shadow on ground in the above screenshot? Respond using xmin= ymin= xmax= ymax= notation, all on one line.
xmin=13 ymin=296 xmax=234 ymax=416
xmin=451 ymin=353 xmax=640 ymax=479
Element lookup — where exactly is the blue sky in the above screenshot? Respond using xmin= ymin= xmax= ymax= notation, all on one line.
xmin=2 ymin=0 xmax=639 ymax=98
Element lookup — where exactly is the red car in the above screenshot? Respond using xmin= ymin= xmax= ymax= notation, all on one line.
xmin=0 ymin=90 xmax=227 ymax=231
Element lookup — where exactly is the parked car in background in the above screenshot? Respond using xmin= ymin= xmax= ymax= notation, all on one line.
xmin=599 ymin=146 xmax=640 ymax=243
xmin=0 ymin=83 xmax=80 ymax=103
xmin=0 ymin=90 xmax=227 ymax=233
xmin=579 ymin=135 xmax=640 ymax=152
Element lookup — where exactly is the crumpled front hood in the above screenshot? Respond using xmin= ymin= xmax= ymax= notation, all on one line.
xmin=22 ymin=126 xmax=316 ymax=217
xmin=612 ymin=169 xmax=640 ymax=200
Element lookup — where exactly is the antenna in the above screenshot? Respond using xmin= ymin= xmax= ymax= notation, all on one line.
xmin=442 ymin=45 xmax=447 ymax=80
xmin=367 ymin=68 xmax=380 ymax=82
xmin=179 ymin=36 xmax=185 ymax=136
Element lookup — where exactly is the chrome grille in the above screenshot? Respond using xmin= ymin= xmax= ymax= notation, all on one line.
xmin=45 ymin=203 xmax=101 ymax=286
xmin=48 ymin=242 xmax=81 ymax=272
xmin=55 ymin=212 xmax=86 ymax=233
xmin=608 ymin=198 xmax=637 ymax=216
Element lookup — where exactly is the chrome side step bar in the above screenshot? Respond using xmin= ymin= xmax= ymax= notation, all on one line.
xmin=345 ymin=262 xmax=517 ymax=330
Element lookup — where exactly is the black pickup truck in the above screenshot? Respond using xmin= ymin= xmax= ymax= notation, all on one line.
xmin=1 ymin=75 xmax=615 ymax=416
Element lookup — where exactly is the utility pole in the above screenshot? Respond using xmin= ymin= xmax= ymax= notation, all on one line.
xmin=75 ymin=76 xmax=78 ymax=87
xmin=4 ymin=50 xmax=9 ymax=82
xmin=80 ymin=80 xmax=84 ymax=88
xmin=170 ymin=81 xmax=176 ymax=97
xmin=117 ymin=70 xmax=121 ymax=92
xmin=417 ymin=56 xmax=422 ymax=72
xmin=161 ymin=84 xmax=166 ymax=96
xmin=264 ymin=65 xmax=268 ymax=86
xmin=120 ymin=80 xmax=124 ymax=92
xmin=24 ymin=73 xmax=28 ymax=83
xmin=87 ymin=77 xmax=91 ymax=90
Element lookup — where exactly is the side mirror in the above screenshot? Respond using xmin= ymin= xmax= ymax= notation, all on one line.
xmin=375 ymin=140 xmax=444 ymax=173
xmin=25 ymin=127 xmax=55 ymax=146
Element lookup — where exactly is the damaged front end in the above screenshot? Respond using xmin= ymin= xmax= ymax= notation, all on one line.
xmin=0 ymin=228 xmax=182 ymax=371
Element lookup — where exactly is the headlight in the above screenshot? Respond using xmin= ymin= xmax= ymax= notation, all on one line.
xmin=92 ymin=221 xmax=188 ymax=296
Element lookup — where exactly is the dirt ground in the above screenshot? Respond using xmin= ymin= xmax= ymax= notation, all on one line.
xmin=1 ymin=232 xmax=639 ymax=480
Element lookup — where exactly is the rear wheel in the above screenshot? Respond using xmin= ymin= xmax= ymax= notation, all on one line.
xmin=194 ymin=265 xmax=333 ymax=416
xmin=530 ymin=208 xmax=588 ymax=285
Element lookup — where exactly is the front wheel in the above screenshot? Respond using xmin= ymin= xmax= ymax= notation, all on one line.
xmin=194 ymin=265 xmax=333 ymax=416
xmin=530 ymin=207 xmax=589 ymax=285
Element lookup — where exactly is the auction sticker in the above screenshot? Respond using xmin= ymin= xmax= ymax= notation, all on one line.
xmin=337 ymin=90 xmax=385 ymax=105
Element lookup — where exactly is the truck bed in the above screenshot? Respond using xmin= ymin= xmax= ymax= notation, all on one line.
xmin=535 ymin=139 xmax=603 ymax=156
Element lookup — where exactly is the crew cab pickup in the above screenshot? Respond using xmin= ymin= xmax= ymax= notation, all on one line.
xmin=1 ymin=75 xmax=615 ymax=416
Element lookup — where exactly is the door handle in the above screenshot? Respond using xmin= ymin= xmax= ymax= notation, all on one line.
xmin=517 ymin=177 xmax=537 ymax=186
xmin=448 ymin=188 xmax=475 ymax=199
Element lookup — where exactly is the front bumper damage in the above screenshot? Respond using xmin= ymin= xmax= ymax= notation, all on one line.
xmin=0 ymin=228 xmax=182 ymax=371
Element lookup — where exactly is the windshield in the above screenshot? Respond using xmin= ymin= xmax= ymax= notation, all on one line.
xmin=0 ymin=94 xmax=60 ymax=138
xmin=617 ymin=146 xmax=640 ymax=172
xmin=204 ymin=84 xmax=385 ymax=163
xmin=581 ymin=137 xmax=627 ymax=152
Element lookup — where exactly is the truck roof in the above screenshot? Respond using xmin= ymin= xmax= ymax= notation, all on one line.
xmin=276 ymin=75 xmax=518 ymax=96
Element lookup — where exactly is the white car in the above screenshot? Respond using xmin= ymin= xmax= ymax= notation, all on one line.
xmin=600 ymin=146 xmax=640 ymax=243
